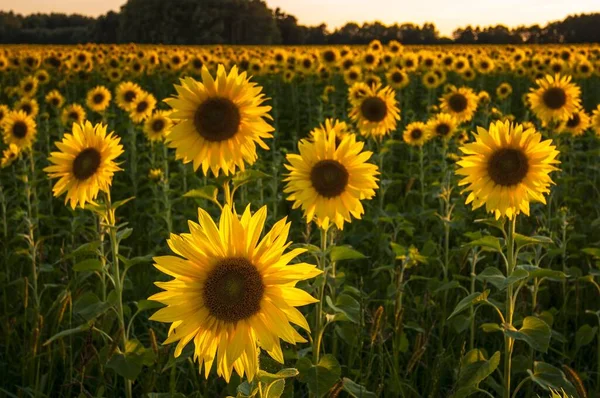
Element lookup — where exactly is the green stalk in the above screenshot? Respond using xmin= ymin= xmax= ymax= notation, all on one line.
xmin=419 ymin=145 xmax=425 ymax=210
xmin=469 ymin=249 xmax=479 ymax=351
xmin=504 ymin=217 xmax=517 ymax=398
xmin=313 ymin=226 xmax=328 ymax=364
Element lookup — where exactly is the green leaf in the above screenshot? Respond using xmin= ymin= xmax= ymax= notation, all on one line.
xmin=480 ymin=323 xmax=502 ymax=333
xmin=112 ymin=196 xmax=135 ymax=211
xmin=476 ymin=267 xmax=505 ymax=290
xmin=434 ymin=280 xmax=462 ymax=294
xmin=528 ymin=361 xmax=577 ymax=397
xmin=504 ymin=316 xmax=551 ymax=353
xmin=73 ymin=292 xmax=111 ymax=321
xmin=296 ymin=355 xmax=341 ymax=398
xmin=464 ymin=236 xmax=502 ymax=253
xmin=43 ymin=321 xmax=92 ymax=346
xmin=341 ymin=378 xmax=376 ymax=398
xmin=183 ymin=186 xmax=219 ymax=203
xmin=136 ymin=300 xmax=163 ymax=312
xmin=264 ymin=379 xmax=285 ymax=398
xmin=329 ymin=246 xmax=366 ymax=262
xmin=257 ymin=368 xmax=299 ymax=384
xmin=474 ymin=217 xmax=505 ymax=232
xmin=575 ymin=324 xmax=597 ymax=351
xmin=117 ymin=227 xmax=133 ymax=242
xmin=516 ymin=264 xmax=566 ymax=281
xmin=582 ymin=248 xmax=600 ymax=259
xmin=73 ymin=259 xmax=103 ymax=272
xmin=326 ymin=294 xmax=360 ymax=324
xmin=448 ymin=290 xmax=490 ymax=320
xmin=232 ymin=170 xmax=270 ymax=190
xmin=453 ymin=351 xmax=501 ymax=398
xmin=514 ymin=233 xmax=554 ymax=249
xmin=66 ymin=241 xmax=102 ymax=258
xmin=502 ymin=268 xmax=529 ymax=289
xmin=106 ymin=353 xmax=142 ymax=381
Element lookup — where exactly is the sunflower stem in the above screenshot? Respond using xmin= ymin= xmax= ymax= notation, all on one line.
xmin=419 ymin=145 xmax=425 ymax=210
xmin=504 ymin=216 xmax=517 ymax=398
xmin=313 ymin=226 xmax=328 ymax=364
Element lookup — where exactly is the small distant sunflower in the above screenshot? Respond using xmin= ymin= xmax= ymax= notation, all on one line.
xmin=61 ymin=104 xmax=87 ymax=127
xmin=45 ymin=90 xmax=65 ymax=109
xmin=321 ymin=48 xmax=339 ymax=67
xmin=403 ymin=121 xmax=431 ymax=146
xmin=343 ymin=66 xmax=362 ymax=85
xmin=2 ymin=111 xmax=37 ymax=150
xmin=44 ymin=121 xmax=124 ymax=209
xmin=148 ymin=204 xmax=321 ymax=382
xmin=560 ymin=109 xmax=590 ymax=136
xmin=386 ymin=68 xmax=409 ymax=90
xmin=456 ymin=120 xmax=560 ymax=219
xmin=284 ymin=126 xmax=379 ymax=230
xmin=440 ymin=86 xmax=478 ymax=123
xmin=349 ymin=84 xmax=400 ymax=139
xmin=19 ymin=76 xmax=38 ymax=98
xmin=347 ymin=82 xmax=370 ymax=106
xmin=527 ymin=74 xmax=581 ymax=125
xmin=34 ymin=69 xmax=50 ymax=85
xmin=143 ymin=110 xmax=173 ymax=141
xmin=496 ymin=83 xmax=513 ymax=100
xmin=426 ymin=113 xmax=458 ymax=140
xmin=422 ymin=71 xmax=440 ymax=89
xmin=1 ymin=144 xmax=20 ymax=168
xmin=361 ymin=51 xmax=380 ymax=70
xmin=14 ymin=98 xmax=39 ymax=119
xmin=86 ymin=86 xmax=112 ymax=113
xmin=165 ymin=64 xmax=273 ymax=176
xmin=591 ymin=105 xmax=600 ymax=137
xmin=129 ymin=92 xmax=156 ymax=123
xmin=115 ymin=81 xmax=142 ymax=111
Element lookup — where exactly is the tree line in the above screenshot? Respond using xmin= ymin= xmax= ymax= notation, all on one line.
xmin=1 ymin=0 xmax=599 ymax=45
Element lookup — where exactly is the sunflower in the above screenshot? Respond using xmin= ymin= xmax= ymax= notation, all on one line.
xmin=45 ymin=90 xmax=65 ymax=109
xmin=86 ymin=86 xmax=112 ymax=113
xmin=456 ymin=120 xmax=560 ymax=219
xmin=0 ymin=104 xmax=8 ymax=125
xmin=129 ymin=92 xmax=156 ymax=123
xmin=386 ymin=68 xmax=409 ymax=90
xmin=343 ymin=66 xmax=362 ymax=85
xmin=440 ymin=86 xmax=478 ymax=123
xmin=34 ymin=69 xmax=50 ymax=85
xmin=309 ymin=118 xmax=351 ymax=144
xmin=148 ymin=204 xmax=321 ymax=382
xmin=115 ymin=81 xmax=142 ymax=111
xmin=426 ymin=113 xmax=458 ymax=140
xmin=560 ymin=109 xmax=590 ymax=136
xmin=143 ymin=110 xmax=173 ymax=141
xmin=320 ymin=48 xmax=339 ymax=67
xmin=403 ymin=121 xmax=432 ymax=146
xmin=349 ymin=84 xmax=400 ymax=139
xmin=1 ymin=143 xmax=20 ymax=168
xmin=347 ymin=82 xmax=370 ymax=106
xmin=284 ymin=125 xmax=379 ymax=230
xmin=61 ymin=104 xmax=87 ymax=127
xmin=422 ymin=71 xmax=440 ymax=89
xmin=14 ymin=98 xmax=39 ymax=119
xmin=527 ymin=74 xmax=581 ymax=125
xmin=165 ymin=64 xmax=273 ymax=176
xmin=44 ymin=121 xmax=124 ymax=209
xmin=2 ymin=111 xmax=37 ymax=150
xmin=19 ymin=76 xmax=38 ymax=98
xmin=496 ymin=83 xmax=513 ymax=100
xmin=591 ymin=105 xmax=600 ymax=137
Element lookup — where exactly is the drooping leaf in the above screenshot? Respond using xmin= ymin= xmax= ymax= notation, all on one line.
xmin=448 ymin=290 xmax=490 ymax=320
xmin=342 ymin=378 xmax=376 ymax=398
xmin=504 ymin=316 xmax=551 ymax=353
xmin=330 ymin=246 xmax=367 ymax=262
xmin=453 ymin=351 xmax=501 ymax=398
xmin=528 ymin=361 xmax=577 ymax=397
xmin=296 ymin=355 xmax=341 ymax=398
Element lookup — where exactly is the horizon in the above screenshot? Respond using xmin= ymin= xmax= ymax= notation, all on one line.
xmin=0 ymin=0 xmax=599 ymax=36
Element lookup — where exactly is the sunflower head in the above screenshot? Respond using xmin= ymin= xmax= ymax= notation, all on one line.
xmin=148 ymin=204 xmax=321 ymax=382
xmin=527 ymin=74 xmax=581 ymax=125
xmin=403 ymin=121 xmax=432 ymax=146
xmin=45 ymin=90 xmax=65 ymax=109
xmin=426 ymin=113 xmax=458 ymax=140
xmin=143 ymin=110 xmax=173 ymax=142
xmin=284 ymin=123 xmax=379 ymax=230
xmin=129 ymin=92 xmax=156 ymax=123
xmin=1 ymin=143 xmax=20 ymax=168
xmin=44 ymin=121 xmax=124 ymax=209
xmin=456 ymin=120 xmax=560 ymax=219
xmin=440 ymin=86 xmax=478 ymax=123
xmin=61 ymin=104 xmax=87 ymax=127
xmin=349 ymin=84 xmax=400 ymax=139
xmin=165 ymin=64 xmax=273 ymax=176
xmin=560 ymin=108 xmax=590 ymax=137
xmin=116 ymin=81 xmax=142 ymax=111
xmin=2 ymin=110 xmax=37 ymax=150
xmin=86 ymin=86 xmax=112 ymax=113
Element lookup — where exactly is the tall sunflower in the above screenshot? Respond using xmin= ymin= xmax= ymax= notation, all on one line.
xmin=440 ymin=86 xmax=478 ymax=123
xmin=456 ymin=120 xmax=560 ymax=219
xmin=560 ymin=109 xmax=589 ymax=136
xmin=61 ymin=104 xmax=87 ymax=127
xmin=2 ymin=111 xmax=37 ymax=150
xmin=1 ymin=144 xmax=20 ymax=168
xmin=349 ymin=84 xmax=400 ymax=140
xmin=115 ymin=81 xmax=142 ymax=111
xmin=284 ymin=124 xmax=379 ymax=230
xmin=426 ymin=113 xmax=458 ymax=140
xmin=148 ymin=204 xmax=321 ymax=382
xmin=527 ymin=74 xmax=581 ymax=125
xmin=44 ymin=121 xmax=124 ymax=209
xmin=45 ymin=90 xmax=65 ymax=109
xmin=129 ymin=92 xmax=156 ymax=123
xmin=14 ymin=98 xmax=39 ymax=119
xmin=86 ymin=86 xmax=112 ymax=113
xmin=403 ymin=121 xmax=432 ymax=146
xmin=143 ymin=110 xmax=173 ymax=142
xmin=165 ymin=64 xmax=274 ymax=176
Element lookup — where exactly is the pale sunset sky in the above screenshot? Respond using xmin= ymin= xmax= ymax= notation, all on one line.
xmin=1 ymin=0 xmax=599 ymax=36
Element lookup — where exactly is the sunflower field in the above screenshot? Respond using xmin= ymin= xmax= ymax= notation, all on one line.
xmin=1 ymin=42 xmax=600 ymax=398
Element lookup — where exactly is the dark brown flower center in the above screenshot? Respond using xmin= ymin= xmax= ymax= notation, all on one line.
xmin=51 ymin=98 xmax=59 ymax=106
xmin=24 ymin=83 xmax=33 ymax=92
xmin=136 ymin=101 xmax=148 ymax=113
xmin=72 ymin=148 xmax=101 ymax=180
xmin=202 ymin=257 xmax=264 ymax=323
xmin=21 ymin=104 xmax=32 ymax=115
xmin=361 ymin=96 xmax=387 ymax=122
xmin=69 ymin=112 xmax=79 ymax=121
xmin=365 ymin=54 xmax=375 ymax=64
xmin=124 ymin=90 xmax=136 ymax=103
xmin=152 ymin=119 xmax=165 ymax=132
xmin=448 ymin=93 xmax=468 ymax=113
xmin=542 ymin=87 xmax=567 ymax=110
xmin=488 ymin=148 xmax=529 ymax=186
xmin=566 ymin=113 xmax=580 ymax=128
xmin=194 ymin=97 xmax=240 ymax=142
xmin=310 ymin=159 xmax=349 ymax=198
xmin=436 ymin=123 xmax=451 ymax=137
xmin=93 ymin=93 xmax=104 ymax=104
xmin=410 ymin=128 xmax=423 ymax=140
xmin=12 ymin=121 xmax=28 ymax=139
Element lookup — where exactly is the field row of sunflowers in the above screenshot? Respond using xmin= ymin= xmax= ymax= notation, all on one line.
xmin=1 ymin=42 xmax=600 ymax=398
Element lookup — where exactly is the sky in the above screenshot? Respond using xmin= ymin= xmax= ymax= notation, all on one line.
xmin=2 ymin=0 xmax=599 ymax=36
